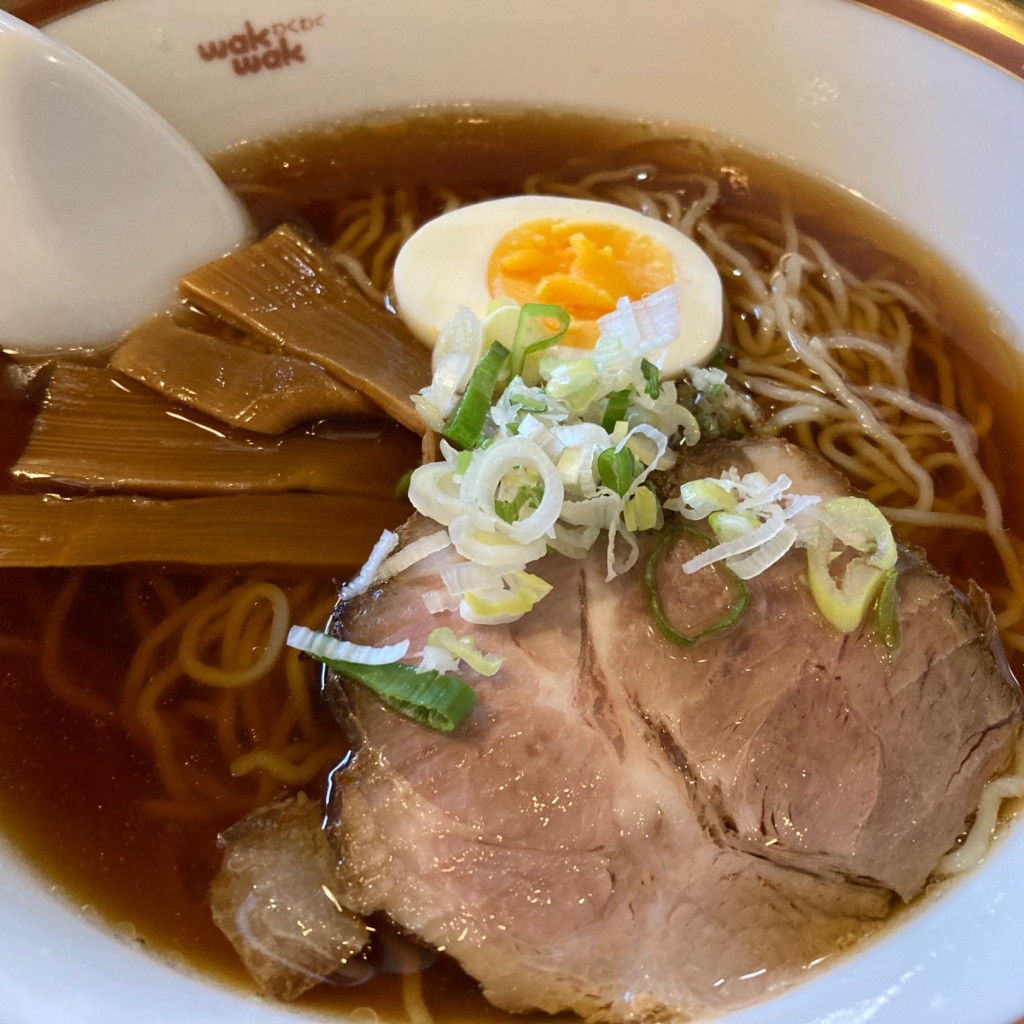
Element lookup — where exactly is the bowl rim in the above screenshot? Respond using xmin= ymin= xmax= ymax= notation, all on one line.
xmin=12 ymin=0 xmax=1024 ymax=81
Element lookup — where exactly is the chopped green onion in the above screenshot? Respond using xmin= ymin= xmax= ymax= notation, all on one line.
xmin=287 ymin=625 xmax=408 ymax=665
xmin=394 ymin=466 xmax=415 ymax=499
xmin=816 ymin=497 xmax=897 ymax=570
xmin=427 ymin=627 xmax=502 ymax=677
xmin=597 ymin=446 xmax=640 ymax=497
xmin=709 ymin=509 xmax=759 ymax=543
xmin=444 ymin=341 xmax=509 ymax=449
xmin=640 ymin=358 xmax=661 ymax=399
xmin=509 ymin=390 xmax=547 ymax=413
xmin=678 ymin=479 xmax=737 ymax=516
xmin=462 ymin=571 xmax=552 ymax=623
xmin=609 ymin=420 xmax=629 ymax=445
xmin=494 ymin=483 xmax=544 ymax=524
xmin=601 ymin=388 xmax=632 ymax=432
xmin=806 ymin=551 xmax=886 ymax=633
xmin=542 ymin=356 xmax=599 ymax=413
xmin=805 ymin=496 xmax=897 ymax=633
xmin=875 ymin=567 xmax=901 ymax=652
xmin=509 ymin=303 xmax=570 ymax=378
xmin=624 ymin=485 xmax=660 ymax=532
xmin=319 ymin=656 xmax=476 ymax=733
xmin=644 ymin=525 xmax=748 ymax=646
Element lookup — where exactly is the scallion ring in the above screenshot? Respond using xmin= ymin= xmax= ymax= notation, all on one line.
xmin=644 ymin=525 xmax=748 ymax=646
xmin=443 ymin=340 xmax=510 ymax=449
xmin=322 ymin=657 xmax=476 ymax=733
xmin=509 ymin=303 xmax=570 ymax=378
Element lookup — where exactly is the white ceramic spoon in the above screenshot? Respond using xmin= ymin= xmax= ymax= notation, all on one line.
xmin=0 ymin=11 xmax=251 ymax=356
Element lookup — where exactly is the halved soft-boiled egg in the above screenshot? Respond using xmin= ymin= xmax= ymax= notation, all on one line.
xmin=393 ymin=195 xmax=723 ymax=376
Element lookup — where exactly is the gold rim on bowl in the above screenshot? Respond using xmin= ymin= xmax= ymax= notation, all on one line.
xmin=852 ymin=0 xmax=1024 ymax=78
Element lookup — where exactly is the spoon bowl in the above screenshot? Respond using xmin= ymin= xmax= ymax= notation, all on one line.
xmin=0 ymin=11 xmax=250 ymax=356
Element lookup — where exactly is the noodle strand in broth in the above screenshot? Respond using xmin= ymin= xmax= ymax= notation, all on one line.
xmin=4 ymin=571 xmax=346 ymax=824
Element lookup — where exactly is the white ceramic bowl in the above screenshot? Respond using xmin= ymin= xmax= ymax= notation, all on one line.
xmin=2 ymin=1 xmax=1023 ymax=1022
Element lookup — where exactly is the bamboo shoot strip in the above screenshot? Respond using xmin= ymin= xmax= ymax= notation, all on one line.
xmin=179 ymin=226 xmax=431 ymax=435
xmin=13 ymin=364 xmax=419 ymax=497
xmin=0 ymin=493 xmax=407 ymax=568
xmin=111 ymin=314 xmax=380 ymax=435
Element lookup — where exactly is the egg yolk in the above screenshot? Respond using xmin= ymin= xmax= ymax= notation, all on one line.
xmin=487 ymin=219 xmax=675 ymax=348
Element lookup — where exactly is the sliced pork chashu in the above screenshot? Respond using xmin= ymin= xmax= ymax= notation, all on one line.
xmin=624 ymin=439 xmax=1022 ymax=899
xmin=323 ymin=438 xmax=1021 ymax=1022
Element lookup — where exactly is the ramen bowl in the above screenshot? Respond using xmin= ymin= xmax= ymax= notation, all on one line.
xmin=2 ymin=1 xmax=1024 ymax=1022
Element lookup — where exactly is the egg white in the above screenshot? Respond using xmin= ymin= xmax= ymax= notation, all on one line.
xmin=393 ymin=195 xmax=724 ymax=376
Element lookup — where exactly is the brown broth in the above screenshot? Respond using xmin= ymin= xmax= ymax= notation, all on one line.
xmin=0 ymin=109 xmax=1022 ymax=1021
